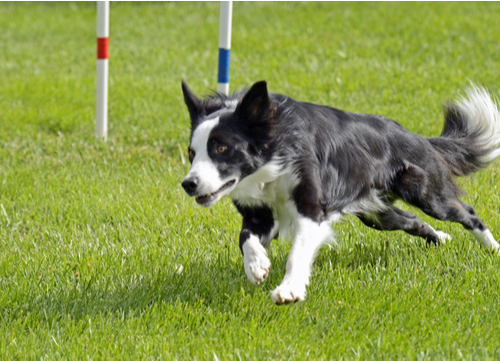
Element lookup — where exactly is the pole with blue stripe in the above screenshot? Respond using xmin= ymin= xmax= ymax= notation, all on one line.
xmin=217 ymin=1 xmax=233 ymax=95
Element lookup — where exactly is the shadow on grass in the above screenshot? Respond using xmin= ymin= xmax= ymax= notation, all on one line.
xmin=5 ymin=234 xmax=437 ymax=324
xmin=5 ymin=252 xmax=280 ymax=324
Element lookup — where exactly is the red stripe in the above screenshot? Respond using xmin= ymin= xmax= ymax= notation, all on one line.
xmin=97 ymin=37 xmax=108 ymax=59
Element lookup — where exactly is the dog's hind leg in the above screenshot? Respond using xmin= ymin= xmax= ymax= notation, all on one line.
xmin=235 ymin=203 xmax=279 ymax=284
xmin=458 ymin=202 xmax=500 ymax=251
xmin=395 ymin=176 xmax=499 ymax=251
xmin=419 ymin=198 xmax=500 ymax=252
xmin=392 ymin=162 xmax=499 ymax=252
xmin=358 ymin=206 xmax=451 ymax=245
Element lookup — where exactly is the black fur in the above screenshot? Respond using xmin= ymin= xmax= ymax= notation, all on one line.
xmin=235 ymin=203 xmax=277 ymax=253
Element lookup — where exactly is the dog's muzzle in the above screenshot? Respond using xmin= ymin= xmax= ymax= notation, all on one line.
xmin=182 ymin=176 xmax=237 ymax=206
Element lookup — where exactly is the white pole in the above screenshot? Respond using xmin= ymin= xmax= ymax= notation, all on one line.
xmin=217 ymin=1 xmax=233 ymax=95
xmin=96 ymin=1 xmax=109 ymax=140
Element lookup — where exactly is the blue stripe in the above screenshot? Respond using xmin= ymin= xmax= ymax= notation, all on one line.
xmin=217 ymin=48 xmax=231 ymax=84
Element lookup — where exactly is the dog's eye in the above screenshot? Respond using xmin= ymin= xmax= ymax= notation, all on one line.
xmin=188 ymin=150 xmax=195 ymax=159
xmin=217 ymin=145 xmax=227 ymax=154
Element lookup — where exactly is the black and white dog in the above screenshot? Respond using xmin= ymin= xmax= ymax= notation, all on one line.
xmin=181 ymin=80 xmax=500 ymax=304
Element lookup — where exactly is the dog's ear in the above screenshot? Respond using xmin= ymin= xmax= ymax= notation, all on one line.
xmin=182 ymin=80 xmax=202 ymax=125
xmin=236 ymin=81 xmax=270 ymax=123
xmin=236 ymin=81 xmax=275 ymax=148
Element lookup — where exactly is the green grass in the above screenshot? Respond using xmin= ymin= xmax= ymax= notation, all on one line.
xmin=1 ymin=2 xmax=500 ymax=359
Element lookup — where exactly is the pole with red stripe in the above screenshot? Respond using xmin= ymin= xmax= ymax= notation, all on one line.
xmin=96 ymin=1 xmax=109 ymax=140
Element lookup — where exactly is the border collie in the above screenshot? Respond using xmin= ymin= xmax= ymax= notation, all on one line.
xmin=181 ymin=80 xmax=500 ymax=304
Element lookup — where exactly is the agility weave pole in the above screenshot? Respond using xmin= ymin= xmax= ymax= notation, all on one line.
xmin=96 ymin=1 xmax=109 ymax=140
xmin=217 ymin=1 xmax=233 ymax=95
xmin=95 ymin=2 xmax=230 ymax=137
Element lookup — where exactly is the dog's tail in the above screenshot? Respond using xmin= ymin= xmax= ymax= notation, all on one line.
xmin=428 ymin=85 xmax=500 ymax=176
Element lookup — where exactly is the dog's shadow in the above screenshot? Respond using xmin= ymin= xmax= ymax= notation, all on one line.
xmin=17 ymin=233 xmax=433 ymax=324
xmin=18 ymin=253 xmax=278 ymax=323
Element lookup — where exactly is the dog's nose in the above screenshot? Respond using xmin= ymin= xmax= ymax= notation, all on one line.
xmin=182 ymin=177 xmax=199 ymax=195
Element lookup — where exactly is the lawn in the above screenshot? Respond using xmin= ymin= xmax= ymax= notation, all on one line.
xmin=1 ymin=2 xmax=500 ymax=359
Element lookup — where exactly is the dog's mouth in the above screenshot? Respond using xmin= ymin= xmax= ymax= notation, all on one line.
xmin=195 ymin=179 xmax=236 ymax=205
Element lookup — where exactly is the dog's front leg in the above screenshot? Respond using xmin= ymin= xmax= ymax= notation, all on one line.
xmin=236 ymin=204 xmax=278 ymax=284
xmin=240 ymin=230 xmax=272 ymax=284
xmin=271 ymin=215 xmax=334 ymax=304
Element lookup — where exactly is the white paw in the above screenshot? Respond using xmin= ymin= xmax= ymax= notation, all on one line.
xmin=470 ymin=229 xmax=500 ymax=253
xmin=435 ymin=231 xmax=452 ymax=244
xmin=243 ymin=236 xmax=271 ymax=284
xmin=271 ymin=283 xmax=306 ymax=305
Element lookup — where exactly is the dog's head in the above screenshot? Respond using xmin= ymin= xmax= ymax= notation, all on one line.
xmin=181 ymin=80 xmax=276 ymax=207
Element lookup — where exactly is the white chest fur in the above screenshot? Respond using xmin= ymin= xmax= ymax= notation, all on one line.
xmin=229 ymin=162 xmax=299 ymax=240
